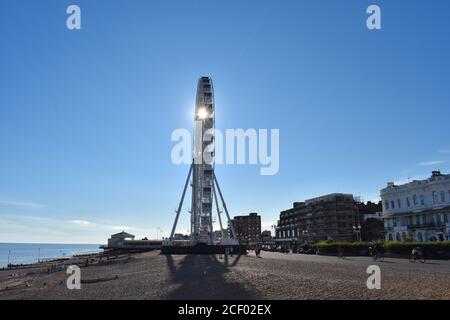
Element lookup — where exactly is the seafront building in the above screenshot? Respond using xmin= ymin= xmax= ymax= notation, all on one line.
xmin=105 ymin=231 xmax=162 ymax=250
xmin=107 ymin=231 xmax=136 ymax=248
xmin=381 ymin=171 xmax=450 ymax=242
xmin=229 ymin=213 xmax=262 ymax=246
xmin=276 ymin=193 xmax=358 ymax=246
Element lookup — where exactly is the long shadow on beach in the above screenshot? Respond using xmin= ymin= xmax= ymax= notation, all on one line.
xmin=164 ymin=254 xmax=259 ymax=300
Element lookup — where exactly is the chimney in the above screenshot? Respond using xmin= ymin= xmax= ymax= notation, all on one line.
xmin=432 ymin=171 xmax=442 ymax=177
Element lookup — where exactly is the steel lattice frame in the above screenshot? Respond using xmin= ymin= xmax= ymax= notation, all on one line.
xmin=191 ymin=76 xmax=215 ymax=243
xmin=167 ymin=77 xmax=238 ymax=246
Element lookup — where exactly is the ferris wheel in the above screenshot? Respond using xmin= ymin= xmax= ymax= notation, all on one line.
xmin=165 ymin=77 xmax=239 ymax=248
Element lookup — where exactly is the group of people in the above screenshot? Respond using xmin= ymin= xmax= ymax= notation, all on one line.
xmin=251 ymin=243 xmax=428 ymax=261
xmin=368 ymin=243 xmax=426 ymax=262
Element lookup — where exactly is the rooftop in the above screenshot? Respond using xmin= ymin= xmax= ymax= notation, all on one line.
xmin=305 ymin=193 xmax=354 ymax=205
xmin=110 ymin=231 xmax=135 ymax=239
xmin=381 ymin=171 xmax=450 ymax=194
xmin=280 ymin=193 xmax=354 ymax=213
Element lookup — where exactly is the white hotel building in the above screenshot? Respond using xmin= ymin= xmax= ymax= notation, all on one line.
xmin=381 ymin=171 xmax=450 ymax=242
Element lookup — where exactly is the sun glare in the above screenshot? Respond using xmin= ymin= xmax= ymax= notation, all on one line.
xmin=197 ymin=108 xmax=208 ymax=119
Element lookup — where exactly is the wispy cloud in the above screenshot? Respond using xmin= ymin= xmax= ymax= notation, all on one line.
xmin=0 ymin=199 xmax=46 ymax=209
xmin=419 ymin=160 xmax=447 ymax=166
xmin=393 ymin=175 xmax=428 ymax=185
xmin=438 ymin=148 xmax=450 ymax=154
xmin=111 ymin=225 xmax=133 ymax=231
xmin=0 ymin=219 xmax=66 ymax=236
xmin=1 ymin=214 xmax=137 ymax=231
xmin=70 ymin=219 xmax=95 ymax=226
xmin=0 ymin=213 xmax=149 ymax=242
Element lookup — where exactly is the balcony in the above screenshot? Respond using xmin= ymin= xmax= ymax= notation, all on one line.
xmin=408 ymin=222 xmax=447 ymax=229
xmin=386 ymin=222 xmax=447 ymax=231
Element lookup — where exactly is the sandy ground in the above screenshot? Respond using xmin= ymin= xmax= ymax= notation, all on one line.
xmin=0 ymin=250 xmax=449 ymax=300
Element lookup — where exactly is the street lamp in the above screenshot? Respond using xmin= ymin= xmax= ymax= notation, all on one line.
xmin=353 ymin=224 xmax=362 ymax=242
xmin=354 ymin=200 xmax=362 ymax=243
xmin=157 ymin=227 xmax=163 ymax=240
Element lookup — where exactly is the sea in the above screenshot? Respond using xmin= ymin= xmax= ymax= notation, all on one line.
xmin=0 ymin=243 xmax=102 ymax=268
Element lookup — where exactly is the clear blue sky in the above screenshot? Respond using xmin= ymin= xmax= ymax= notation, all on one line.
xmin=1 ymin=0 xmax=449 ymax=243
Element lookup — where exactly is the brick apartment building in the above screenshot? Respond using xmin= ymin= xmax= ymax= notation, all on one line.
xmin=229 ymin=212 xmax=261 ymax=246
xmin=276 ymin=193 xmax=358 ymax=246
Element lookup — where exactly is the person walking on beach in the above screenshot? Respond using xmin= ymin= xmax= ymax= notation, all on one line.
xmin=256 ymin=246 xmax=261 ymax=258
xmin=337 ymin=245 xmax=345 ymax=259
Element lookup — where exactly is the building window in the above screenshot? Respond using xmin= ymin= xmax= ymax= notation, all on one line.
xmin=407 ymin=197 xmax=410 ymax=207
xmin=391 ymin=200 xmax=395 ymax=209
xmin=406 ymin=216 xmax=411 ymax=226
xmin=440 ymin=191 xmax=445 ymax=203
xmin=397 ymin=199 xmax=401 ymax=208
xmin=432 ymin=191 xmax=438 ymax=204
xmin=420 ymin=195 xmax=425 ymax=206
xmin=417 ymin=232 xmax=423 ymax=242
xmin=385 ymin=201 xmax=389 ymax=210
xmin=413 ymin=194 xmax=418 ymax=205
xmin=415 ymin=216 xmax=420 ymax=225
